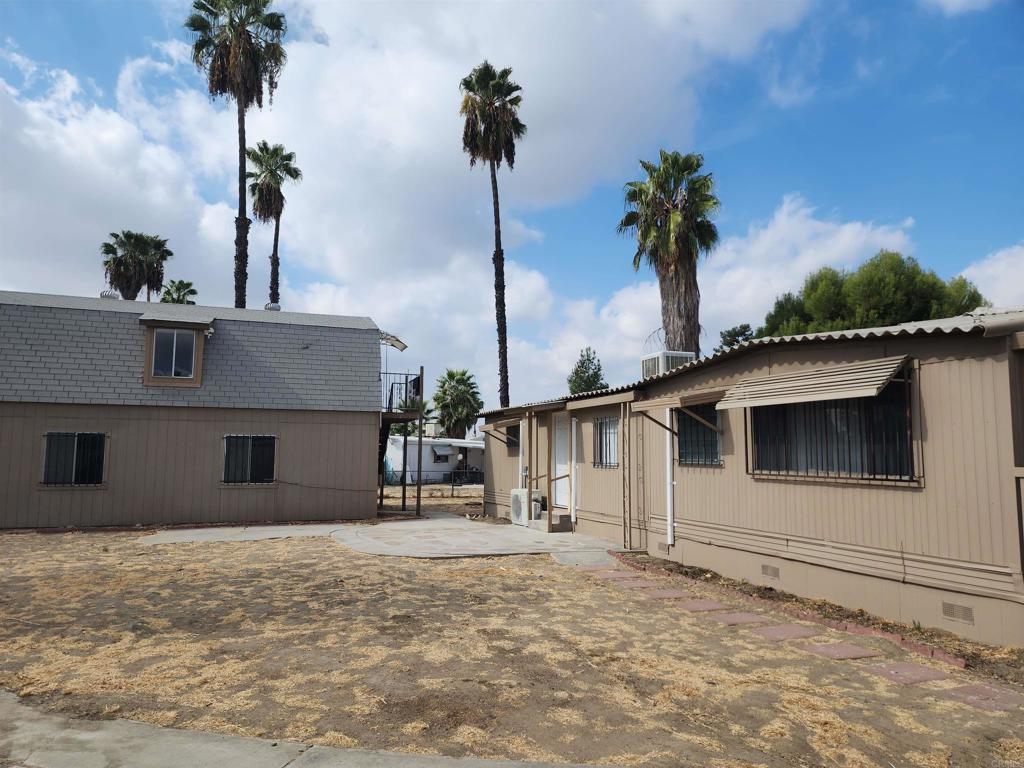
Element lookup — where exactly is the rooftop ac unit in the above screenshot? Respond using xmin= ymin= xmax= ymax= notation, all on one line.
xmin=641 ymin=350 xmax=696 ymax=379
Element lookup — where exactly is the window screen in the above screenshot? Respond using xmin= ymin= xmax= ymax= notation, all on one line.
xmin=152 ymin=329 xmax=195 ymax=378
xmin=224 ymin=435 xmax=276 ymax=484
xmin=677 ymin=404 xmax=721 ymax=465
xmin=750 ymin=377 xmax=913 ymax=480
xmin=505 ymin=424 xmax=520 ymax=447
xmin=593 ymin=417 xmax=619 ymax=468
xmin=43 ymin=432 xmax=105 ymax=485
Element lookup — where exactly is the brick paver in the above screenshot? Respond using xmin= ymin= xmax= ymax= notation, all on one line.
xmin=943 ymin=683 xmax=1024 ymax=712
xmin=799 ymin=642 xmax=883 ymax=660
xmin=708 ymin=611 xmax=770 ymax=626
xmin=675 ymin=598 xmax=728 ymax=612
xmin=750 ymin=623 xmax=820 ymax=641
xmin=863 ymin=662 xmax=950 ymax=685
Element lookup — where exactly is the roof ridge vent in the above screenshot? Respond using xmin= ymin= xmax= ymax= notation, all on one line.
xmin=100 ymin=290 xmax=120 ymax=300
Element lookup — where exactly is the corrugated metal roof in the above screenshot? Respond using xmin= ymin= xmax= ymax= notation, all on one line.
xmin=716 ymin=355 xmax=908 ymax=410
xmin=0 ymin=290 xmax=378 ymax=330
xmin=479 ymin=306 xmax=1024 ymax=418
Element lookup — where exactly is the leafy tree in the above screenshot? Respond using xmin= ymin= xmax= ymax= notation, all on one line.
xmin=246 ymin=139 xmax=302 ymax=306
xmin=390 ymin=398 xmax=435 ymax=437
xmin=757 ymin=250 xmax=989 ymax=335
xmin=618 ymin=150 xmax=719 ymax=354
xmin=433 ymin=369 xmax=484 ymax=439
xmin=567 ymin=347 xmax=608 ymax=394
xmin=460 ymin=61 xmax=526 ymax=409
xmin=101 ymin=231 xmax=173 ymax=301
xmin=161 ymin=280 xmax=198 ymax=305
xmin=714 ymin=323 xmax=754 ymax=354
xmin=186 ymin=0 xmax=286 ymax=309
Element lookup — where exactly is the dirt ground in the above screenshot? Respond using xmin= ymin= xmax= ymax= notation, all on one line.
xmin=2 ymin=499 xmax=1023 ymax=768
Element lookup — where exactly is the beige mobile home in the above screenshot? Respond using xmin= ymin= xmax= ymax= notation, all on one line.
xmin=482 ymin=308 xmax=1024 ymax=644
xmin=0 ymin=291 xmax=414 ymax=528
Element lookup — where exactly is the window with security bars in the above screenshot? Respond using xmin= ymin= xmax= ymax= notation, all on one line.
xmin=593 ymin=417 xmax=618 ymax=468
xmin=223 ymin=435 xmax=277 ymax=484
xmin=43 ymin=432 xmax=105 ymax=485
xmin=750 ymin=376 xmax=914 ymax=481
xmin=676 ymin=403 xmax=721 ymax=465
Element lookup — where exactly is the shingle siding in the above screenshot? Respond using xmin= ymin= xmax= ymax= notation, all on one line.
xmin=0 ymin=304 xmax=381 ymax=412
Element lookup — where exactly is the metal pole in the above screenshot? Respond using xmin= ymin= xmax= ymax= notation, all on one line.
xmin=401 ymin=428 xmax=408 ymax=511
xmin=415 ymin=365 xmax=424 ymax=517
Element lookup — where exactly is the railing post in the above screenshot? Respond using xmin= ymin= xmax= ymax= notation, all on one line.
xmin=415 ymin=365 xmax=425 ymax=517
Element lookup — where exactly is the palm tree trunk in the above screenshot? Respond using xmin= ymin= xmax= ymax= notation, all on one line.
xmin=489 ymin=159 xmax=510 ymax=408
xmin=270 ymin=213 xmax=281 ymax=305
xmin=657 ymin=259 xmax=701 ymax=355
xmin=234 ymin=99 xmax=250 ymax=309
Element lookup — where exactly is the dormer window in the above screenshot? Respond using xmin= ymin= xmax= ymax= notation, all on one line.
xmin=153 ymin=329 xmax=195 ymax=378
xmin=142 ymin=325 xmax=205 ymax=387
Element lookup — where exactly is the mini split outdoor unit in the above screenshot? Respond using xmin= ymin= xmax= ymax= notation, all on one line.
xmin=509 ymin=488 xmax=542 ymax=526
xmin=641 ymin=350 xmax=696 ymax=379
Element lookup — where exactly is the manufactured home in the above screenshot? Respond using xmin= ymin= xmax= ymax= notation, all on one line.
xmin=482 ymin=308 xmax=1024 ymax=644
xmin=0 ymin=291 xmax=415 ymax=528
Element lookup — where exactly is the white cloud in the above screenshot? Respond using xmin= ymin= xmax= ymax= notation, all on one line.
xmin=920 ymin=0 xmax=1003 ymax=16
xmin=961 ymin=243 xmax=1024 ymax=307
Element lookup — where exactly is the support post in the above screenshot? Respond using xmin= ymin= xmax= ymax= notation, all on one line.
xmin=415 ymin=365 xmax=425 ymax=517
xmin=401 ymin=428 xmax=408 ymax=511
xmin=665 ymin=407 xmax=674 ymax=547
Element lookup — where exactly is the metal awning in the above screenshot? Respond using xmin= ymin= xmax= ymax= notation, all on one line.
xmin=716 ymin=355 xmax=908 ymax=410
xmin=431 ymin=445 xmax=455 ymax=456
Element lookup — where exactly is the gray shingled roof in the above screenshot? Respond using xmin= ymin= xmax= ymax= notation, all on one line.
xmin=480 ymin=306 xmax=1024 ymax=417
xmin=0 ymin=291 xmax=378 ymax=330
xmin=1 ymin=292 xmax=382 ymax=412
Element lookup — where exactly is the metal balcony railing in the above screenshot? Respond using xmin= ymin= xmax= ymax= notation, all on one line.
xmin=381 ymin=371 xmax=422 ymax=413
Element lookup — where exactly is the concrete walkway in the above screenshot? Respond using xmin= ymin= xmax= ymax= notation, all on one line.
xmin=0 ymin=693 xmax=605 ymax=768
xmin=141 ymin=511 xmax=619 ymax=563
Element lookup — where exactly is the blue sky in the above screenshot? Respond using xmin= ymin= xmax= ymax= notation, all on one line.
xmin=1 ymin=0 xmax=1022 ymax=407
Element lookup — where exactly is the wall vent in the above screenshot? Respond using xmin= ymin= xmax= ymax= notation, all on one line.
xmin=941 ymin=601 xmax=975 ymax=625
xmin=761 ymin=564 xmax=780 ymax=580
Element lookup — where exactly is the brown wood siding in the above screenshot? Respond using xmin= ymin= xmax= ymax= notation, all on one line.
xmin=0 ymin=402 xmax=378 ymax=528
xmin=483 ymin=417 xmax=522 ymax=517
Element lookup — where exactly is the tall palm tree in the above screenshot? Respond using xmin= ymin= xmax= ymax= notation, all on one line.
xmin=618 ymin=151 xmax=720 ymax=354
xmin=141 ymin=235 xmax=173 ymax=301
xmin=433 ymin=369 xmax=484 ymax=439
xmin=246 ymin=140 xmax=301 ymax=306
xmin=161 ymin=279 xmax=199 ymax=305
xmin=185 ymin=0 xmax=286 ymax=309
xmin=460 ymin=61 xmax=526 ymax=409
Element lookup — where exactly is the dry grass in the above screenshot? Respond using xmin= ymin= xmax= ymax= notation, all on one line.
xmin=1 ymin=502 xmax=1021 ymax=767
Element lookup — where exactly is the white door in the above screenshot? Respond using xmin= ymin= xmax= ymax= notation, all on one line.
xmin=553 ymin=414 xmax=570 ymax=507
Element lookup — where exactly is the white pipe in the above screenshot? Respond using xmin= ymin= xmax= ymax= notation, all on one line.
xmin=517 ymin=419 xmax=524 ymax=489
xmin=665 ymin=407 xmax=674 ymax=546
xmin=569 ymin=416 xmax=578 ymax=524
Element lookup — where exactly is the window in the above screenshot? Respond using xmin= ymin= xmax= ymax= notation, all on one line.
xmin=431 ymin=447 xmax=451 ymax=463
xmin=152 ymin=329 xmax=195 ymax=379
xmin=750 ymin=377 xmax=914 ymax=481
xmin=593 ymin=417 xmax=619 ymax=468
xmin=505 ymin=424 xmax=520 ymax=447
xmin=677 ymin=403 xmax=721 ymax=465
xmin=43 ymin=432 xmax=105 ymax=486
xmin=223 ymin=435 xmax=277 ymax=484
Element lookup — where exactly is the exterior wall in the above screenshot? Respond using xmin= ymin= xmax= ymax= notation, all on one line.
xmin=484 ymin=418 xmax=523 ymax=518
xmin=636 ymin=333 xmax=1024 ymax=645
xmin=0 ymin=402 xmax=378 ymax=528
xmin=386 ymin=438 xmax=485 ymax=483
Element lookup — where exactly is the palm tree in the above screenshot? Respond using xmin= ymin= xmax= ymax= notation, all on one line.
xmin=185 ymin=0 xmax=286 ymax=309
xmin=141 ymin=235 xmax=173 ymax=301
xmin=101 ymin=231 xmax=147 ymax=301
xmin=618 ymin=150 xmax=720 ymax=354
xmin=161 ymin=279 xmax=199 ymax=305
xmin=390 ymin=397 xmax=435 ymax=437
xmin=433 ymin=369 xmax=484 ymax=439
xmin=460 ymin=61 xmax=526 ymax=409
xmin=246 ymin=140 xmax=301 ymax=306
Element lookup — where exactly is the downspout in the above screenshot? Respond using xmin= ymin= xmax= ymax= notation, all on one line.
xmin=665 ymin=407 xmax=674 ymax=548
xmin=570 ymin=416 xmax=578 ymax=525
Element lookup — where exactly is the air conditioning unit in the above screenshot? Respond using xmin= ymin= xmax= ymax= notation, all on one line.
xmin=641 ymin=350 xmax=696 ymax=378
xmin=510 ymin=488 xmax=542 ymax=526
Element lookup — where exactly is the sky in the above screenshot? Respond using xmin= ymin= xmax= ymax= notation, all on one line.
xmin=1 ymin=0 xmax=1022 ymax=411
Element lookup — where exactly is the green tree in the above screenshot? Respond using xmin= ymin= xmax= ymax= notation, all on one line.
xmin=160 ymin=280 xmax=199 ymax=305
xmin=186 ymin=0 xmax=286 ymax=309
xmin=460 ymin=61 xmax=527 ymax=409
xmin=567 ymin=347 xmax=608 ymax=394
xmin=246 ymin=139 xmax=302 ymax=306
xmin=618 ymin=150 xmax=719 ymax=354
xmin=433 ymin=369 xmax=484 ymax=439
xmin=390 ymin=398 xmax=435 ymax=437
xmin=101 ymin=231 xmax=173 ymax=301
xmin=714 ymin=323 xmax=754 ymax=354
xmin=757 ymin=250 xmax=989 ymax=335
